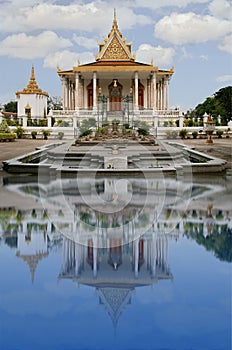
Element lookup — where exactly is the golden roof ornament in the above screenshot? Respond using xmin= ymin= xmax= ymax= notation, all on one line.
xmin=95 ymin=9 xmax=135 ymax=62
xmin=16 ymin=66 xmax=48 ymax=97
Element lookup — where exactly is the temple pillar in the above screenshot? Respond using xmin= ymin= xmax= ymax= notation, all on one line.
xmin=134 ymin=239 xmax=139 ymax=278
xmin=151 ymin=234 xmax=157 ymax=277
xmin=162 ymin=79 xmax=165 ymax=110
xmin=165 ymin=77 xmax=169 ymax=110
xmin=67 ymin=80 xmax=71 ymax=110
xmin=156 ymin=83 xmax=159 ymax=110
xmin=47 ymin=116 xmax=52 ymax=128
xmin=22 ymin=116 xmax=27 ymax=128
xmin=152 ymin=73 xmax=157 ymax=111
xmin=179 ymin=114 xmax=184 ymax=128
xmin=65 ymin=79 xmax=69 ymax=110
xmin=93 ymin=71 xmax=97 ymax=110
xmin=93 ymin=237 xmax=98 ymax=277
xmin=75 ymin=73 xmax=79 ymax=110
xmin=147 ymin=79 xmax=150 ymax=108
xmin=61 ymin=77 xmax=66 ymax=109
xmin=134 ymin=71 xmax=139 ymax=111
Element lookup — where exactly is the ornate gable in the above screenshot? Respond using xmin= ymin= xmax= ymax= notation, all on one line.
xmin=96 ymin=10 xmax=135 ymax=62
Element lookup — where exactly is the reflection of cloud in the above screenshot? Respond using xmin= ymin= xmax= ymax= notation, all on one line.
xmin=0 ymin=283 xmax=94 ymax=317
xmin=0 ymin=289 xmax=70 ymax=317
xmin=136 ymin=284 xmax=173 ymax=305
xmin=153 ymin=304 xmax=230 ymax=336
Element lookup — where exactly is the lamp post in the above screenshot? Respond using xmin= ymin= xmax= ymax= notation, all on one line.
xmin=98 ymin=91 xmax=108 ymax=126
xmin=122 ymin=89 xmax=133 ymax=127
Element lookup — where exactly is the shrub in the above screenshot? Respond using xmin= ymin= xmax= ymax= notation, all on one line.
xmin=123 ymin=123 xmax=130 ymax=129
xmin=0 ymin=120 xmax=16 ymax=141
xmin=41 ymin=129 xmax=51 ymax=139
xmin=112 ymin=119 xmax=120 ymax=125
xmin=58 ymin=131 xmax=64 ymax=139
xmin=96 ymin=127 xmax=105 ymax=135
xmin=0 ymin=132 xmax=16 ymax=141
xmin=31 ymin=130 xmax=37 ymax=139
xmin=138 ymin=127 xmax=149 ymax=136
xmin=192 ymin=131 xmax=198 ymax=139
xmin=216 ymin=129 xmax=224 ymax=138
xmin=14 ymin=126 xmax=25 ymax=139
xmin=79 ymin=129 xmax=92 ymax=137
xmin=166 ymin=130 xmax=178 ymax=139
xmin=179 ymin=129 xmax=188 ymax=139
xmin=0 ymin=120 xmax=11 ymax=133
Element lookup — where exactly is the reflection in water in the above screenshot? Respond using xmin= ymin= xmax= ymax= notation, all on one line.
xmin=0 ymin=175 xmax=231 ymax=349
xmin=59 ymin=235 xmax=173 ymax=326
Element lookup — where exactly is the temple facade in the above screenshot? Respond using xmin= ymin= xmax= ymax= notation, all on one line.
xmin=55 ymin=12 xmax=180 ymax=126
xmin=16 ymin=66 xmax=48 ymax=119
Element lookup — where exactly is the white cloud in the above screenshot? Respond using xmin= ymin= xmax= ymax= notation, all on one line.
xmin=209 ymin=0 xmax=232 ymax=20
xmin=0 ymin=31 xmax=72 ymax=59
xmin=115 ymin=0 xmax=209 ymax=11
xmin=199 ymin=54 xmax=208 ymax=61
xmin=43 ymin=50 xmax=95 ymax=70
xmin=73 ymin=35 xmax=97 ymax=50
xmin=154 ymin=12 xmax=231 ymax=45
xmin=216 ymin=75 xmax=232 ymax=83
xmin=0 ymin=2 xmax=151 ymax=34
xmin=218 ymin=34 xmax=232 ymax=54
xmin=136 ymin=44 xmax=175 ymax=67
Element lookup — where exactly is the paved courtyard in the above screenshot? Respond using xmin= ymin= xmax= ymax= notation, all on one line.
xmin=0 ymin=137 xmax=231 ymax=170
xmin=0 ymin=136 xmax=231 ymax=210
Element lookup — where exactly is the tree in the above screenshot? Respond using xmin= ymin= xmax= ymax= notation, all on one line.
xmin=47 ymin=96 xmax=62 ymax=111
xmin=194 ymin=86 xmax=232 ymax=125
xmin=4 ymin=101 xmax=17 ymax=113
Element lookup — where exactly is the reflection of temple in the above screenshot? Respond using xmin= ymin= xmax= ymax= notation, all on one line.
xmin=16 ymin=222 xmax=49 ymax=282
xmin=59 ymin=233 xmax=173 ymax=326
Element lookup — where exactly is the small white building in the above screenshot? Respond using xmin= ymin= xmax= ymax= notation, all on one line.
xmin=16 ymin=66 xmax=49 ymax=119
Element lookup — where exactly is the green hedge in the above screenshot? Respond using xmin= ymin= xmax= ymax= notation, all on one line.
xmin=0 ymin=132 xmax=16 ymax=140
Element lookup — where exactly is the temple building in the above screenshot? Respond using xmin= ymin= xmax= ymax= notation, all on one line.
xmin=55 ymin=11 xmax=179 ymax=126
xmin=16 ymin=66 xmax=48 ymax=119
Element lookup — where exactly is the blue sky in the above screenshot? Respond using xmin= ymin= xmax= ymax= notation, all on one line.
xmin=0 ymin=0 xmax=231 ymax=112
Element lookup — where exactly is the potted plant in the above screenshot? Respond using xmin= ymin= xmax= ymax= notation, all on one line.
xmin=41 ymin=129 xmax=51 ymax=139
xmin=31 ymin=130 xmax=37 ymax=139
xmin=58 ymin=131 xmax=64 ymax=140
xmin=14 ymin=126 xmax=24 ymax=139
xmin=192 ymin=131 xmax=198 ymax=139
xmin=216 ymin=129 xmax=224 ymax=138
xmin=179 ymin=129 xmax=188 ymax=139
xmin=225 ymin=128 xmax=230 ymax=138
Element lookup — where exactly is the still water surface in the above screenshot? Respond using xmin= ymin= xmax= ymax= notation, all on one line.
xmin=0 ymin=175 xmax=231 ymax=350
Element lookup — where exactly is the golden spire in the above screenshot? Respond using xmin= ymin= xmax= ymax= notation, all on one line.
xmin=16 ymin=66 xmax=48 ymax=97
xmin=26 ymin=66 xmax=39 ymax=92
xmin=112 ymin=8 xmax=118 ymax=30
xmin=95 ymin=9 xmax=135 ymax=61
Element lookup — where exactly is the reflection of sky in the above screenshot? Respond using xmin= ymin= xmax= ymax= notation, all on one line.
xmin=0 ymin=236 xmax=231 ymax=350
xmin=0 ymin=177 xmax=231 ymax=350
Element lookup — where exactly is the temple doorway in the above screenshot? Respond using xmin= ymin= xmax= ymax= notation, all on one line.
xmin=108 ymin=80 xmax=122 ymax=111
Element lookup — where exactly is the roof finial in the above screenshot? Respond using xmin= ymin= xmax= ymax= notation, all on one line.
xmin=113 ymin=8 xmax=118 ymax=29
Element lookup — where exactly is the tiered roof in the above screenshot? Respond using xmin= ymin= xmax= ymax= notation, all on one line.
xmin=16 ymin=66 xmax=48 ymax=97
